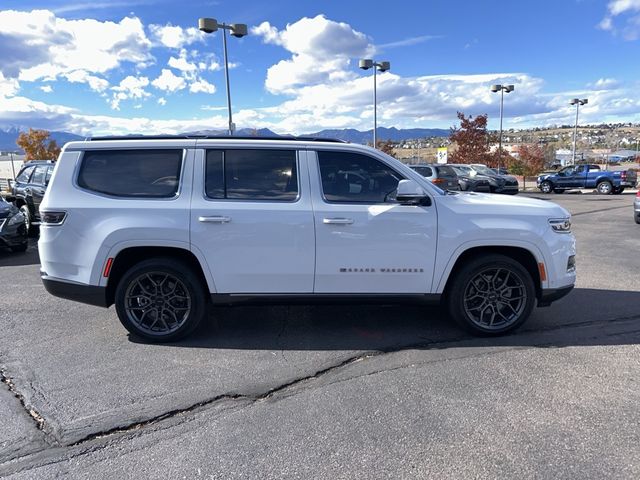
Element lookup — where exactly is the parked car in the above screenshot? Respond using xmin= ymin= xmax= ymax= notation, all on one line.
xmin=468 ymin=164 xmax=520 ymax=194
xmin=537 ymin=164 xmax=637 ymax=195
xmin=40 ymin=136 xmax=575 ymax=341
xmin=634 ymin=191 xmax=640 ymax=224
xmin=409 ymin=164 xmax=460 ymax=191
xmin=450 ymin=165 xmax=492 ymax=192
xmin=0 ymin=195 xmax=28 ymax=252
xmin=12 ymin=160 xmax=55 ymax=235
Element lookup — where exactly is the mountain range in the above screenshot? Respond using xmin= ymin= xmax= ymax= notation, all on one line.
xmin=0 ymin=126 xmax=450 ymax=151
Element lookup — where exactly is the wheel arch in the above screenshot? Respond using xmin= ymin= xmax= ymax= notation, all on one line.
xmin=105 ymin=246 xmax=213 ymax=307
xmin=440 ymin=245 xmax=543 ymax=301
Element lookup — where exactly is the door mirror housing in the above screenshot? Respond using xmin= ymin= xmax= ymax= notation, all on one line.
xmin=396 ymin=179 xmax=431 ymax=206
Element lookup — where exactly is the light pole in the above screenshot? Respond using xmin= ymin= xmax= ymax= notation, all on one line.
xmin=490 ymin=84 xmax=514 ymax=171
xmin=198 ymin=18 xmax=248 ymax=135
xmin=359 ymin=59 xmax=390 ymax=149
xmin=570 ymin=98 xmax=588 ymax=165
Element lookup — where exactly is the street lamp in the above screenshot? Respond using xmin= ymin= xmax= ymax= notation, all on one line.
xmin=490 ymin=84 xmax=514 ymax=171
xmin=359 ymin=59 xmax=390 ymax=149
xmin=198 ymin=17 xmax=248 ymax=135
xmin=569 ymin=98 xmax=588 ymax=165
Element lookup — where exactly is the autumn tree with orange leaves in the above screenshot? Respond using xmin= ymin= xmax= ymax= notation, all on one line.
xmin=16 ymin=129 xmax=61 ymax=161
xmin=448 ymin=112 xmax=496 ymax=166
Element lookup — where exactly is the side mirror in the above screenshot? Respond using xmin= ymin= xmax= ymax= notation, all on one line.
xmin=396 ymin=179 xmax=431 ymax=206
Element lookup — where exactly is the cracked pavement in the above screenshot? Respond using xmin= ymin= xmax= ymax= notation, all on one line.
xmin=0 ymin=193 xmax=639 ymax=478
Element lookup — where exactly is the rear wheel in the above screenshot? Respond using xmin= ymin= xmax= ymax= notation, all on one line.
xmin=446 ymin=254 xmax=536 ymax=336
xmin=114 ymin=258 xmax=207 ymax=342
xmin=635 ymin=213 xmax=640 ymax=225
xmin=596 ymin=181 xmax=613 ymax=195
xmin=539 ymin=181 xmax=553 ymax=194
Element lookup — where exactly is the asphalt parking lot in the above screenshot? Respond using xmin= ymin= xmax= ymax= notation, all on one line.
xmin=1 ymin=192 xmax=639 ymax=479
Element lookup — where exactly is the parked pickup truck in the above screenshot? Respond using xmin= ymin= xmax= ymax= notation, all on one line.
xmin=537 ymin=164 xmax=637 ymax=195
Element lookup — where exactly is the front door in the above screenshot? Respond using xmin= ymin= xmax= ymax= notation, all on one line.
xmin=190 ymin=147 xmax=315 ymax=293
xmin=309 ymin=149 xmax=438 ymax=294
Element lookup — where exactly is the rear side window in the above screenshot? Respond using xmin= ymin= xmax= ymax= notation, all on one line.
xmin=31 ymin=165 xmax=48 ymax=185
xmin=436 ymin=165 xmax=456 ymax=176
xmin=78 ymin=149 xmax=183 ymax=198
xmin=205 ymin=149 xmax=298 ymax=201
xmin=16 ymin=166 xmax=35 ymax=183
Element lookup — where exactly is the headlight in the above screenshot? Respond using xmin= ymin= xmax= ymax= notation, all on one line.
xmin=549 ymin=218 xmax=571 ymax=233
xmin=7 ymin=212 xmax=24 ymax=226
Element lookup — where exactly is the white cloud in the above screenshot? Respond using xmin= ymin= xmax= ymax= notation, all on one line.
xmin=168 ymin=53 xmax=197 ymax=73
xmin=189 ymin=79 xmax=216 ymax=94
xmin=377 ymin=35 xmax=441 ymax=49
xmin=64 ymin=70 xmax=109 ymax=93
xmin=589 ymin=78 xmax=620 ymax=90
xmin=252 ymin=15 xmax=374 ymax=94
xmin=149 ymin=23 xmax=203 ymax=49
xmin=157 ymin=97 xmax=167 ymax=106
xmin=0 ymin=72 xmax=20 ymax=97
xmin=110 ymin=76 xmax=150 ymax=110
xmin=599 ymin=0 xmax=640 ymax=39
xmin=0 ymin=10 xmax=152 ymax=82
xmin=151 ymin=69 xmax=186 ymax=92
xmin=40 ymin=85 xmax=53 ymax=93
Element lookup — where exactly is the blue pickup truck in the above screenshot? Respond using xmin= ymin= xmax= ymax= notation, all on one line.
xmin=537 ymin=164 xmax=637 ymax=195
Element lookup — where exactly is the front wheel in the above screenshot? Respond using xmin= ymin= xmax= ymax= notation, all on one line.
xmin=446 ymin=254 xmax=536 ymax=336
xmin=596 ymin=181 xmax=613 ymax=195
xmin=539 ymin=181 xmax=553 ymax=194
xmin=114 ymin=258 xmax=207 ymax=342
xmin=19 ymin=205 xmax=37 ymax=237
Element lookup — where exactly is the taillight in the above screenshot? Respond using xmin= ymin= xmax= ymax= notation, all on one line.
xmin=636 ymin=190 xmax=640 ymax=198
xmin=40 ymin=211 xmax=67 ymax=225
xmin=621 ymin=171 xmax=627 ymax=180
xmin=432 ymin=178 xmax=446 ymax=184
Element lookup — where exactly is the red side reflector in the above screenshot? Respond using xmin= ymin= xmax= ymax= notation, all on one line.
xmin=103 ymin=258 xmax=114 ymax=278
xmin=538 ymin=262 xmax=547 ymax=282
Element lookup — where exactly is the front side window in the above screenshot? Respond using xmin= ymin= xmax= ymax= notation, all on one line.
xmin=78 ymin=149 xmax=183 ymax=198
xmin=318 ymin=151 xmax=404 ymax=203
xmin=31 ymin=165 xmax=48 ymax=185
xmin=205 ymin=149 xmax=298 ymax=201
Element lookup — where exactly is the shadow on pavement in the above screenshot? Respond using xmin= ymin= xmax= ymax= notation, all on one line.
xmin=131 ymin=288 xmax=640 ymax=351
xmin=0 ymin=239 xmax=40 ymax=267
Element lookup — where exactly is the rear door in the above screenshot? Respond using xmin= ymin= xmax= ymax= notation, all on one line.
xmin=29 ymin=165 xmax=49 ymax=219
xmin=435 ymin=165 xmax=459 ymax=190
xmin=190 ymin=147 xmax=315 ymax=293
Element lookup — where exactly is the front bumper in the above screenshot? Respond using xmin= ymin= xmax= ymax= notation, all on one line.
xmin=0 ymin=217 xmax=28 ymax=248
xmin=41 ymin=274 xmax=110 ymax=308
xmin=538 ymin=285 xmax=574 ymax=307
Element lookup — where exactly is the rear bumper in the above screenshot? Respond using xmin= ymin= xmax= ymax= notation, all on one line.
xmin=41 ymin=274 xmax=109 ymax=308
xmin=538 ymin=285 xmax=574 ymax=307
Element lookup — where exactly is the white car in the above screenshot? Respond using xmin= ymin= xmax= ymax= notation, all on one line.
xmin=39 ymin=136 xmax=576 ymax=341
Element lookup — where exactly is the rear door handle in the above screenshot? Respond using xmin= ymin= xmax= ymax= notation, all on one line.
xmin=199 ymin=215 xmax=231 ymax=224
xmin=323 ymin=217 xmax=354 ymax=225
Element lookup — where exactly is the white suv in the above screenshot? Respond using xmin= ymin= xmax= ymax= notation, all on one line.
xmin=39 ymin=136 xmax=576 ymax=341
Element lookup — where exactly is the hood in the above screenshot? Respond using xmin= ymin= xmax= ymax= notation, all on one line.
xmin=0 ymin=199 xmax=18 ymax=218
xmin=446 ymin=191 xmax=570 ymax=218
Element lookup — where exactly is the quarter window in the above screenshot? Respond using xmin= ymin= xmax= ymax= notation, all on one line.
xmin=205 ymin=149 xmax=298 ymax=201
xmin=318 ymin=151 xmax=404 ymax=203
xmin=78 ymin=149 xmax=183 ymax=198
xmin=31 ymin=165 xmax=48 ymax=185
xmin=412 ymin=166 xmax=433 ymax=177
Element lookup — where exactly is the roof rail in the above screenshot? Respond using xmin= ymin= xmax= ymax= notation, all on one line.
xmin=87 ymin=134 xmax=347 ymax=143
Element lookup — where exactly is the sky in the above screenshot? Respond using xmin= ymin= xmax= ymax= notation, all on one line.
xmin=0 ymin=0 xmax=639 ymax=136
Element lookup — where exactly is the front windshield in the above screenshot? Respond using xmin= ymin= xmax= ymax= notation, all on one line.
xmin=471 ymin=165 xmax=496 ymax=176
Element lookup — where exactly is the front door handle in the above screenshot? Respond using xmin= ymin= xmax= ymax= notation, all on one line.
xmin=199 ymin=215 xmax=231 ymax=224
xmin=323 ymin=217 xmax=354 ymax=225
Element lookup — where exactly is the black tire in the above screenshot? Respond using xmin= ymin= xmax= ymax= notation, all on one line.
xmin=539 ymin=181 xmax=553 ymax=194
xmin=114 ymin=257 xmax=207 ymax=342
xmin=446 ymin=254 xmax=536 ymax=336
xmin=10 ymin=242 xmax=28 ymax=253
xmin=553 ymin=188 xmax=564 ymax=194
xmin=19 ymin=205 xmax=38 ymax=237
xmin=635 ymin=213 xmax=640 ymax=225
xmin=596 ymin=181 xmax=613 ymax=195
xmin=612 ymin=187 xmax=624 ymax=195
